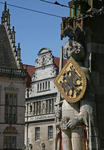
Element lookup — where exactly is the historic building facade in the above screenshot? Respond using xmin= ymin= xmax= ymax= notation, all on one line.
xmin=59 ymin=1 xmax=104 ymax=149
xmin=25 ymin=48 xmax=61 ymax=150
xmin=0 ymin=3 xmax=27 ymax=150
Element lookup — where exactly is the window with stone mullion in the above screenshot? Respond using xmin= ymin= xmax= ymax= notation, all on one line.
xmin=5 ymin=93 xmax=17 ymax=124
xmin=4 ymin=136 xmax=16 ymax=149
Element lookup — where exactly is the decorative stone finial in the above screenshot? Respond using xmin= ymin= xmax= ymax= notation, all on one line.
xmin=4 ymin=2 xmax=7 ymax=11
xmin=1 ymin=2 xmax=10 ymax=26
xmin=12 ymin=26 xmax=15 ymax=44
xmin=17 ymin=43 xmax=21 ymax=61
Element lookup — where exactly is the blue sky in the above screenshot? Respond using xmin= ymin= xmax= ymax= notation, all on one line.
xmin=0 ymin=0 xmax=70 ymax=65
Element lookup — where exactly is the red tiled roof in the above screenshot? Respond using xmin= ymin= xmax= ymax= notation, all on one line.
xmin=23 ymin=64 xmax=35 ymax=78
xmin=23 ymin=64 xmax=35 ymax=87
xmin=54 ymin=57 xmax=67 ymax=68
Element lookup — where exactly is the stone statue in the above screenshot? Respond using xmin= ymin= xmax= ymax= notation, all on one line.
xmin=74 ymin=0 xmax=103 ymax=11
xmin=55 ymin=40 xmax=98 ymax=150
xmin=81 ymin=0 xmax=93 ymax=8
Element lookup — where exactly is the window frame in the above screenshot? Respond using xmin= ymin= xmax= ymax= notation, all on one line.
xmin=5 ymin=93 xmax=17 ymax=124
xmin=37 ymin=81 xmax=50 ymax=92
xmin=35 ymin=127 xmax=40 ymax=141
xmin=3 ymin=136 xmax=16 ymax=149
xmin=48 ymin=126 xmax=53 ymax=140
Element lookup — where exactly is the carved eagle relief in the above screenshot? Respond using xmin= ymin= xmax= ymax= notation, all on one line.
xmin=54 ymin=57 xmax=87 ymax=103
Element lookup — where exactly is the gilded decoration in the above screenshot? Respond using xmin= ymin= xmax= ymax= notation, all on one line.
xmin=54 ymin=57 xmax=87 ymax=103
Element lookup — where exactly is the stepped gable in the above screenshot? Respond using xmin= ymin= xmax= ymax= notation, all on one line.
xmin=0 ymin=2 xmax=22 ymax=69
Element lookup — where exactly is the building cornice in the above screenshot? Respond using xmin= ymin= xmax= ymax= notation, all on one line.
xmin=25 ymin=92 xmax=57 ymax=101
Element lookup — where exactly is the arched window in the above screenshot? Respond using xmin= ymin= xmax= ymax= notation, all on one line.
xmin=42 ymin=143 xmax=45 ymax=150
xmin=3 ymin=126 xmax=17 ymax=149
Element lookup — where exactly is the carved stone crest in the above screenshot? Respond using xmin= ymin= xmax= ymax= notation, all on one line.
xmin=54 ymin=57 xmax=87 ymax=103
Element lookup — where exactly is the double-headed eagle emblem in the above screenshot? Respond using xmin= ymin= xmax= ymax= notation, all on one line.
xmin=54 ymin=57 xmax=87 ymax=103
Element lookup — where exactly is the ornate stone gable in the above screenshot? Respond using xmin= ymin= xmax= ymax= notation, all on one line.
xmin=32 ymin=48 xmax=57 ymax=82
xmin=26 ymin=48 xmax=58 ymax=98
xmin=35 ymin=48 xmax=54 ymax=68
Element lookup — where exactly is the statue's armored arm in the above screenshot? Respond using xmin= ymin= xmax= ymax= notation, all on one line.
xmin=66 ymin=103 xmax=89 ymax=129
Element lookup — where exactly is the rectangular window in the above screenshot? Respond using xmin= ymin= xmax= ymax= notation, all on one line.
xmin=45 ymin=81 xmax=47 ymax=89
xmin=4 ymin=136 xmax=16 ymax=149
xmin=5 ymin=93 xmax=17 ymax=124
xmin=43 ymin=82 xmax=44 ymax=90
xmin=34 ymin=102 xmax=36 ymax=114
xmin=49 ymin=100 xmax=52 ymax=113
xmin=30 ymin=104 xmax=32 ymax=112
xmin=35 ymin=127 xmax=40 ymax=140
xmin=46 ymin=100 xmax=49 ymax=114
xmin=46 ymin=99 xmax=54 ymax=114
xmin=37 ymin=81 xmax=50 ymax=92
xmin=34 ymin=101 xmax=41 ymax=115
xmin=37 ymin=83 xmax=39 ymax=92
xmin=52 ymin=99 xmax=54 ymax=113
xmin=48 ymin=81 xmax=50 ymax=90
xmin=48 ymin=126 xmax=53 ymax=139
xmin=38 ymin=101 xmax=41 ymax=114
xmin=40 ymin=83 xmax=42 ymax=91
xmin=36 ymin=102 xmax=38 ymax=115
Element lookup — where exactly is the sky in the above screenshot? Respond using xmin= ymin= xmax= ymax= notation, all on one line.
xmin=0 ymin=0 xmax=70 ymax=66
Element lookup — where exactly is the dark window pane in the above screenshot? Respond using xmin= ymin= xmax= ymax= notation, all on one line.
xmin=5 ymin=93 xmax=17 ymax=124
xmin=35 ymin=127 xmax=40 ymax=140
xmin=4 ymin=136 xmax=16 ymax=149
xmin=48 ymin=126 xmax=53 ymax=139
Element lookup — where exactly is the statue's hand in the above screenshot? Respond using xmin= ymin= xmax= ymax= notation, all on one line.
xmin=66 ymin=118 xmax=79 ymax=129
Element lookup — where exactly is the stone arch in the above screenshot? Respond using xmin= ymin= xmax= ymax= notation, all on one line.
xmin=3 ymin=126 xmax=17 ymax=149
xmin=3 ymin=126 xmax=17 ymax=135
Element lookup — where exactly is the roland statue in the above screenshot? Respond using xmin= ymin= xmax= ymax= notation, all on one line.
xmin=55 ymin=39 xmax=98 ymax=150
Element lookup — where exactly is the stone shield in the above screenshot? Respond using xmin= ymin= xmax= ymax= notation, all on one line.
xmin=54 ymin=57 xmax=87 ymax=103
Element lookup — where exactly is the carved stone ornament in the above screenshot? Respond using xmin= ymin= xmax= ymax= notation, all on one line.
xmin=54 ymin=57 xmax=87 ymax=103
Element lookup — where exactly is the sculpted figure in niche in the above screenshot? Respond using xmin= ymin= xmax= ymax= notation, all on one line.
xmin=56 ymin=40 xmax=98 ymax=150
